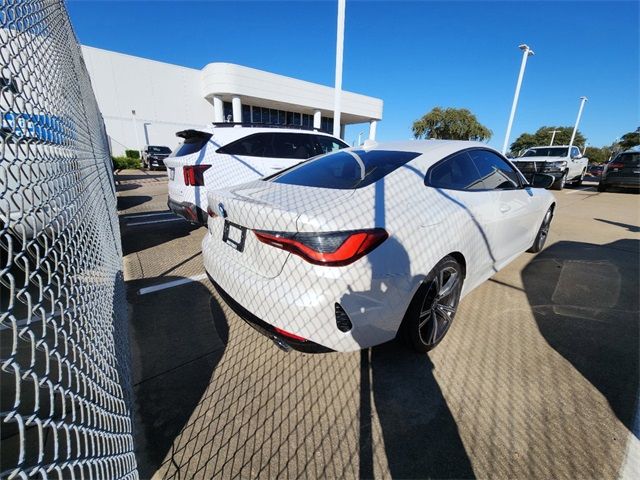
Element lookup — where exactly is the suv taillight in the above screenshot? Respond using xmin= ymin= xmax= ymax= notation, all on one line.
xmin=183 ymin=165 xmax=211 ymax=186
xmin=607 ymin=162 xmax=624 ymax=169
xmin=253 ymin=229 xmax=388 ymax=266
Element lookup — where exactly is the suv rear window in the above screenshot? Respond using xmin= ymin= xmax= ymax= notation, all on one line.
xmin=270 ymin=149 xmax=420 ymax=189
xmin=170 ymin=131 xmax=212 ymax=157
xmin=217 ymin=132 xmax=348 ymax=159
xmin=614 ymin=153 xmax=640 ymax=166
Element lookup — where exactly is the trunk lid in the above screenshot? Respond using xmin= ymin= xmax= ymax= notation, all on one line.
xmin=207 ymin=180 xmax=356 ymax=278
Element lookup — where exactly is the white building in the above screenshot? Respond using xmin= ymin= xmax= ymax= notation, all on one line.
xmin=80 ymin=46 xmax=383 ymax=156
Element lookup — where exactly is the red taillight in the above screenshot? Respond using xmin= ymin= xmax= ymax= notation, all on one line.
xmin=253 ymin=228 xmax=388 ymax=266
xmin=206 ymin=206 xmax=217 ymax=218
xmin=183 ymin=165 xmax=211 ymax=186
xmin=274 ymin=326 xmax=307 ymax=342
xmin=608 ymin=162 xmax=624 ymax=169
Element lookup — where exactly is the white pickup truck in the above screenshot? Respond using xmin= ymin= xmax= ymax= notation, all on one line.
xmin=511 ymin=145 xmax=588 ymax=190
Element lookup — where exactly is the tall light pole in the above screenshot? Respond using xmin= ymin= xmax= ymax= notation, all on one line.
xmin=333 ymin=0 xmax=346 ymax=139
xmin=568 ymin=96 xmax=588 ymax=154
xmin=502 ymin=44 xmax=535 ymax=155
xmin=549 ymin=129 xmax=560 ymax=146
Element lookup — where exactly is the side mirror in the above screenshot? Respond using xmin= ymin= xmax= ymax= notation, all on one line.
xmin=530 ymin=173 xmax=555 ymax=189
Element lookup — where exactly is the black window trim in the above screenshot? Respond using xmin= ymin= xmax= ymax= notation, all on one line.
xmin=424 ymin=147 xmax=528 ymax=192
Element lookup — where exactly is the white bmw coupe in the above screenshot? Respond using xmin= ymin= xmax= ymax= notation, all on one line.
xmin=203 ymin=140 xmax=556 ymax=353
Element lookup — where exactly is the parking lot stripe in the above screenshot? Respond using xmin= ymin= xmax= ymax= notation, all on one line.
xmin=124 ymin=211 xmax=172 ymax=219
xmin=127 ymin=217 xmax=184 ymax=226
xmin=137 ymin=273 xmax=208 ymax=295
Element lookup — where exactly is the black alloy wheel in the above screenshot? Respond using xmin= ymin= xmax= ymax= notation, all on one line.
xmin=402 ymin=256 xmax=463 ymax=353
xmin=528 ymin=207 xmax=553 ymax=253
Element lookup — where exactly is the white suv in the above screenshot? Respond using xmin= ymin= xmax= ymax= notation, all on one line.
xmin=164 ymin=125 xmax=349 ymax=224
xmin=511 ymin=145 xmax=588 ymax=190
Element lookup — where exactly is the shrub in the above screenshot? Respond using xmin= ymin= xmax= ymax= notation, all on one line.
xmin=125 ymin=149 xmax=140 ymax=159
xmin=112 ymin=156 xmax=142 ymax=170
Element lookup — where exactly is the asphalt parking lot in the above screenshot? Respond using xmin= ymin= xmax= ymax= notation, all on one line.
xmin=115 ymin=169 xmax=639 ymax=479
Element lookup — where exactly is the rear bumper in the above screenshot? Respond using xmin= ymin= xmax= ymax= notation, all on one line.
xmin=601 ymin=176 xmax=640 ymax=188
xmin=207 ymin=273 xmax=334 ymax=353
xmin=167 ymin=197 xmax=207 ymax=224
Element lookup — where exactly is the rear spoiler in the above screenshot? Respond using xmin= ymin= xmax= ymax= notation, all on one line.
xmin=176 ymin=129 xmax=211 ymax=139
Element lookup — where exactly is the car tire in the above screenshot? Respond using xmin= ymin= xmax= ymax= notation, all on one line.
xmin=551 ymin=172 xmax=566 ymax=190
xmin=598 ymin=182 xmax=607 ymax=192
xmin=401 ymin=256 xmax=464 ymax=353
xmin=527 ymin=207 xmax=553 ymax=253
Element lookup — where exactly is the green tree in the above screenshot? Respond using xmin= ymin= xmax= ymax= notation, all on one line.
xmin=412 ymin=107 xmax=492 ymax=141
xmin=584 ymin=146 xmax=612 ymax=164
xmin=616 ymin=130 xmax=640 ymax=151
xmin=509 ymin=126 xmax=586 ymax=156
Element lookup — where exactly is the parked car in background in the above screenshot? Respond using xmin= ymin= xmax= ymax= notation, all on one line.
xmin=203 ymin=141 xmax=556 ymax=354
xmin=141 ymin=145 xmax=172 ymax=170
xmin=163 ymin=124 xmax=349 ymax=224
xmin=511 ymin=145 xmax=588 ymax=190
xmin=588 ymin=164 xmax=604 ymax=177
xmin=598 ymin=150 xmax=640 ymax=192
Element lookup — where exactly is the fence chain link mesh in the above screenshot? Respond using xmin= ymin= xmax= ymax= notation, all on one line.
xmin=0 ymin=1 xmax=137 ymax=478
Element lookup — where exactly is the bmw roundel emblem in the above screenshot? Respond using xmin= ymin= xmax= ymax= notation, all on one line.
xmin=217 ymin=203 xmax=227 ymax=218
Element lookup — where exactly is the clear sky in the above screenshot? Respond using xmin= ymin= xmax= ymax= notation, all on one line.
xmin=68 ymin=0 xmax=639 ymax=148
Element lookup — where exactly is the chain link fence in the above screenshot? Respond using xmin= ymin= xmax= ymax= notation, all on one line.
xmin=1 ymin=1 xmax=137 ymax=478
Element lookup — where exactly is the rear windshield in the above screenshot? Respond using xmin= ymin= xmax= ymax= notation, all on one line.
xmin=169 ymin=133 xmax=212 ymax=157
xmin=148 ymin=146 xmax=171 ymax=154
xmin=270 ymin=149 xmax=421 ymax=189
xmin=613 ymin=153 xmax=640 ymax=166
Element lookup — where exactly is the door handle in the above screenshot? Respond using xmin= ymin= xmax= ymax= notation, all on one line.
xmin=500 ymin=205 xmax=511 ymax=213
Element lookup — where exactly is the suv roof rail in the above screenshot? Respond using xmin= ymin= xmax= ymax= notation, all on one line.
xmin=210 ymin=122 xmax=326 ymax=132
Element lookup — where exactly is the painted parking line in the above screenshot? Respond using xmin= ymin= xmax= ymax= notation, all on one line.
xmin=137 ymin=273 xmax=208 ymax=295
xmin=127 ymin=217 xmax=184 ymax=226
xmin=124 ymin=211 xmax=172 ymax=219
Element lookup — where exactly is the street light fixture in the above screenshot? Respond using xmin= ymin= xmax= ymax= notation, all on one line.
xmin=502 ymin=44 xmax=535 ymax=155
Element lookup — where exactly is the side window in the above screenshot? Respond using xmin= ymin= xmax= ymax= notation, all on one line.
xmin=428 ymin=152 xmax=486 ymax=190
xmin=571 ymin=147 xmax=580 ymax=158
xmin=217 ymin=133 xmax=273 ymax=157
xmin=270 ymin=133 xmax=315 ymax=159
xmin=468 ymin=149 xmax=521 ymax=190
xmin=313 ymin=135 xmax=348 ymax=155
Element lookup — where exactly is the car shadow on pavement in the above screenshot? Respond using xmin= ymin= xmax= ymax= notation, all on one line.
xmin=521 ymin=239 xmax=640 ymax=438
xmin=120 ymin=221 xmax=202 ymax=256
xmin=360 ymin=344 xmax=476 ymax=479
xmin=126 ymin=277 xmax=228 ymax=479
xmin=117 ymin=195 xmax=153 ymax=211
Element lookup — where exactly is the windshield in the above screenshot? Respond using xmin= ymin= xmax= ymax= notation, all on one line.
xmin=148 ymin=146 xmax=171 ymax=154
xmin=522 ymin=147 xmax=569 ymax=157
xmin=270 ymin=149 xmax=420 ymax=189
